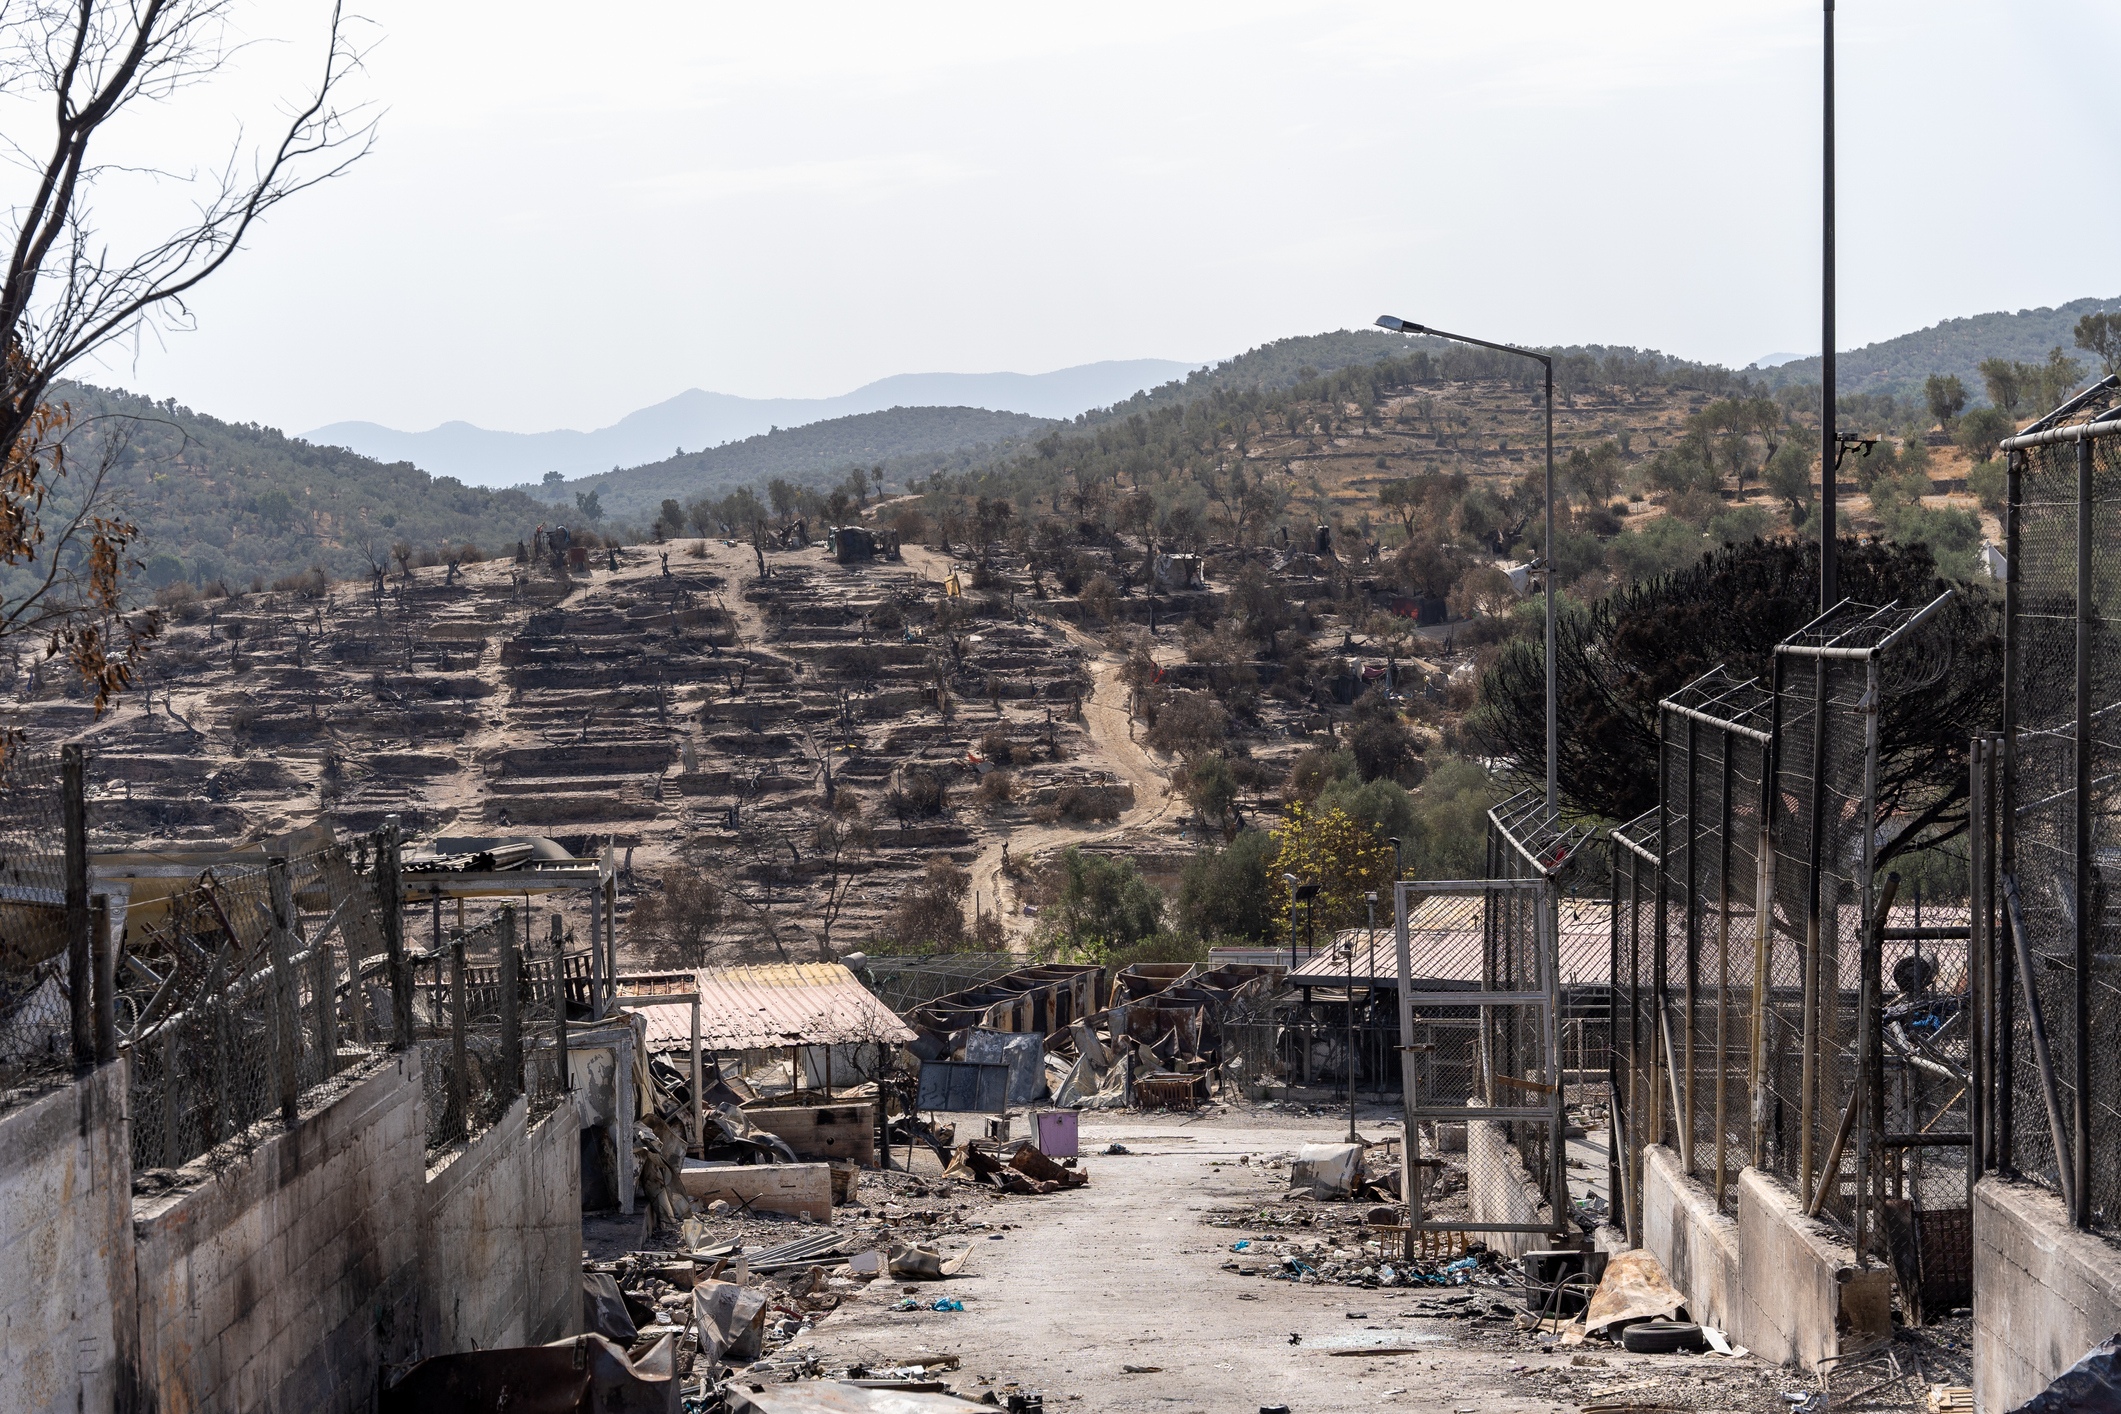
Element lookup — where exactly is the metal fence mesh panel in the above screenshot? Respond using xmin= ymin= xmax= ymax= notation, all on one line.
xmin=0 ymin=751 xmax=75 ymax=1099
xmin=1610 ymin=811 xmax=1657 ymax=1242
xmin=1768 ymin=647 xmax=1873 ymax=1222
xmin=2005 ymin=422 xmax=2121 ymax=1224
xmin=125 ymin=857 xmax=347 ymax=1174
xmin=1656 ymin=670 xmax=1771 ymax=1214
xmin=1488 ymin=813 xmax=1557 ymax=1196
xmin=1401 ymin=795 xmax=1584 ymax=1237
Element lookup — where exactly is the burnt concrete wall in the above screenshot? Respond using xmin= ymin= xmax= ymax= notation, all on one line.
xmin=115 ymin=1050 xmax=585 ymax=1412
xmin=0 ymin=1063 xmax=138 ymax=1414
xmin=1639 ymin=1144 xmax=1740 ymax=1333
xmin=1974 ymin=1176 xmax=2121 ymax=1414
xmin=1733 ymin=1168 xmax=1889 ymax=1370
xmin=131 ymin=1053 xmax=426 ymax=1414
xmin=419 ymin=1095 xmax=581 ymax=1355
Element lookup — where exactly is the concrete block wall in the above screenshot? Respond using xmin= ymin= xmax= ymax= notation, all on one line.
xmin=1733 ymin=1169 xmax=1890 ymax=1370
xmin=131 ymin=1052 xmax=427 ymax=1414
xmin=1464 ymin=1119 xmax=1555 ymax=1258
xmin=1639 ymin=1145 xmax=1739 ymax=1333
xmin=1974 ymin=1177 xmax=2121 ymax=1414
xmin=0 ymin=1064 xmax=138 ymax=1414
xmin=1617 ymin=1153 xmax=1888 ymax=1373
xmin=419 ymin=1095 xmax=582 ymax=1355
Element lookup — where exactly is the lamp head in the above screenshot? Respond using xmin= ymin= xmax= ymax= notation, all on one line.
xmin=1375 ymin=315 xmax=1427 ymax=334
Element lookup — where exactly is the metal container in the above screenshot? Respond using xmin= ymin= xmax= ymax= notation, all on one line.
xmin=1035 ymin=1109 xmax=1079 ymax=1158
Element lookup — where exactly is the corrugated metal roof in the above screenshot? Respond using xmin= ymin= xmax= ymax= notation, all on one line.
xmin=1290 ymin=896 xmax=1612 ymax=985
xmin=627 ymin=962 xmax=915 ymax=1050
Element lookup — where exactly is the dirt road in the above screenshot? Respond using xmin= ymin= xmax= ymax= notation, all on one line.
xmin=897 ymin=545 xmax=1183 ymax=943
xmin=811 ymin=1111 xmax=1614 ymax=1414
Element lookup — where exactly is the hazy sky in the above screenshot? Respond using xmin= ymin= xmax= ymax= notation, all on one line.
xmin=42 ymin=1 xmax=2121 ymax=437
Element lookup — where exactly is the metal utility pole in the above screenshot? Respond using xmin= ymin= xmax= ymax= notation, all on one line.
xmin=1820 ymin=0 xmax=1837 ymax=612
xmin=1377 ymin=316 xmax=1556 ymax=819
xmin=1355 ymin=892 xmax=1378 ymax=1141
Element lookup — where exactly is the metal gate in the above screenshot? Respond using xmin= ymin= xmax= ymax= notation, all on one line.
xmin=1395 ymin=795 xmax=1589 ymax=1239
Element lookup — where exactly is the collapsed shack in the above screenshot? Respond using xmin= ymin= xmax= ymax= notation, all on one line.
xmin=1152 ymin=551 xmax=1205 ymax=590
xmin=624 ymin=962 xmax=916 ymax=1202
xmin=895 ymin=958 xmax=1280 ymax=1114
xmin=824 ymin=525 xmax=901 ymax=563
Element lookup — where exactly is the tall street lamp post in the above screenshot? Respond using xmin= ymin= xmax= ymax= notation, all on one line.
xmin=1376 ymin=316 xmax=1556 ymax=820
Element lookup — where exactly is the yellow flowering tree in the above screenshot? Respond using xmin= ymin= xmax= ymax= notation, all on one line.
xmin=1269 ymin=801 xmax=1397 ymax=937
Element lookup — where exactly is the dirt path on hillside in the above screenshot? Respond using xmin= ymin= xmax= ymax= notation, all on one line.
xmin=898 ymin=545 xmax=1183 ymax=944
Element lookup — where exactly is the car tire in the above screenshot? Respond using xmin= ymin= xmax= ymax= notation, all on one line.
xmin=1620 ymin=1319 xmax=1707 ymax=1354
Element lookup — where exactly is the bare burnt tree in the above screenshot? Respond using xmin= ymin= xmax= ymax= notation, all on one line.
xmin=0 ymin=1 xmax=373 ymax=713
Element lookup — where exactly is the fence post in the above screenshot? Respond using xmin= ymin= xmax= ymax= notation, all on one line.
xmin=313 ymin=941 xmax=338 ymax=1078
xmin=1683 ymin=713 xmax=1699 ymax=1176
xmin=449 ymin=932 xmax=470 ymax=1140
xmin=1652 ymin=717 xmax=1669 ymax=1153
xmin=62 ymin=743 xmax=91 ymax=1069
xmin=499 ymin=907 xmax=521 ymax=1100
xmin=1798 ymin=651 xmax=1830 ymax=1208
xmin=2071 ymin=436 xmax=2096 ymax=1227
xmin=1714 ymin=728 xmax=1734 ymax=1210
xmin=1982 ymin=730 xmax=2001 ymax=1187
xmin=92 ymin=897 xmax=116 ymax=1064
xmin=376 ymin=821 xmax=413 ymax=1049
xmin=553 ymin=921 xmax=571 ymax=1095
xmin=266 ymin=861 xmax=301 ymax=1125
xmin=1999 ymin=451 xmax=2022 ymax=1178
xmin=1968 ymin=733 xmax=1992 ymax=1206
xmin=1751 ymin=653 xmax=1785 ymax=1173
xmin=587 ymin=879 xmax=604 ymax=1022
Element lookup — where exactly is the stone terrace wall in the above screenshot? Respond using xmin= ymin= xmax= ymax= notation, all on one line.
xmin=0 ymin=1063 xmax=138 ymax=1414
xmin=131 ymin=1053 xmax=426 ymax=1414
xmin=419 ymin=1094 xmax=581 ymax=1354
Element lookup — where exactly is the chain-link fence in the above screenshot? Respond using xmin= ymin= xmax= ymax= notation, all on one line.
xmin=1610 ymin=809 xmax=1658 ymax=1245
xmin=1400 ymin=795 xmax=1587 ymax=1239
xmin=405 ymin=912 xmax=582 ymax=1152
xmin=1608 ymin=600 xmax=1969 ymax=1257
xmin=1662 ymin=669 xmax=1771 ymax=1213
xmin=122 ymin=830 xmax=585 ymax=1170
xmin=0 ymin=748 xmax=80 ymax=1103
xmin=1992 ymin=398 xmax=2121 ymax=1229
xmin=125 ymin=855 xmax=349 ymax=1174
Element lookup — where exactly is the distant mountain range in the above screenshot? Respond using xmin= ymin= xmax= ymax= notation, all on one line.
xmin=1759 ymin=296 xmax=2121 ymax=397
xmin=560 ymin=406 xmax=1055 ymax=523
xmin=305 ymin=358 xmax=1204 ymax=487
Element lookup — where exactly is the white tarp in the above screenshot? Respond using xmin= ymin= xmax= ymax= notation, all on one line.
xmin=1289 ymin=1142 xmax=1362 ymax=1198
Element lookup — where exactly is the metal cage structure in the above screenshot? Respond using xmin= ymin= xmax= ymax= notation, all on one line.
xmin=1984 ymin=380 xmax=2121 ymax=1231
xmin=1608 ymin=596 xmax=1972 ymax=1272
xmin=1396 ymin=792 xmax=1592 ymax=1242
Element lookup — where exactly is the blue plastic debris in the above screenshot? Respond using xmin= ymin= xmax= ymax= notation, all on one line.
xmin=932 ymin=1298 xmax=965 ymax=1312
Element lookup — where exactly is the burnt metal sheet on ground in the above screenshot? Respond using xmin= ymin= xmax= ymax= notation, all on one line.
xmin=917 ymin=1060 xmax=1009 ymax=1113
xmin=964 ymin=1027 xmax=1047 ymax=1105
